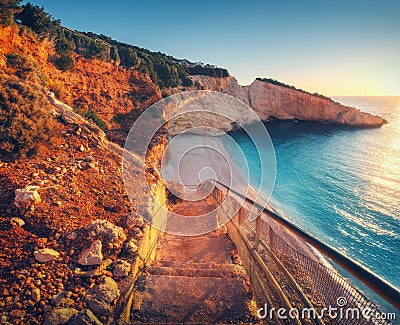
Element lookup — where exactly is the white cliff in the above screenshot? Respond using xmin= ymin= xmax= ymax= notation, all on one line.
xmin=192 ymin=75 xmax=387 ymax=127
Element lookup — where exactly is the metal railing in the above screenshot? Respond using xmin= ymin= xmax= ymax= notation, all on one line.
xmin=207 ymin=180 xmax=399 ymax=324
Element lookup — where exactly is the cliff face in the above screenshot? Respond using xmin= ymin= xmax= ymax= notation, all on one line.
xmin=0 ymin=24 xmax=386 ymax=137
xmin=193 ymin=75 xmax=387 ymax=127
xmin=0 ymin=25 xmax=162 ymax=135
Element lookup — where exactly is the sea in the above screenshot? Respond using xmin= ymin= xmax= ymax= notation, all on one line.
xmin=225 ymin=96 xmax=400 ymax=295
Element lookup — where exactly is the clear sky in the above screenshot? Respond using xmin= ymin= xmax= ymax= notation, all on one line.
xmin=24 ymin=0 xmax=400 ymax=96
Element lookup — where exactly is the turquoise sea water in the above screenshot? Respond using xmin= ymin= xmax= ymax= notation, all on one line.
xmin=227 ymin=96 xmax=400 ymax=289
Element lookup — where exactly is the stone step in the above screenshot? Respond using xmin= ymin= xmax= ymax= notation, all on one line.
xmin=130 ymin=274 xmax=258 ymax=324
xmin=156 ymin=235 xmax=233 ymax=265
xmin=147 ymin=263 xmax=245 ymax=278
xmin=151 ymin=260 xmax=233 ymax=269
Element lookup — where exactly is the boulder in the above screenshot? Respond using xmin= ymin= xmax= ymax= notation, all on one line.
xmin=50 ymin=291 xmax=75 ymax=308
xmin=69 ymin=309 xmax=103 ymax=325
xmin=75 ymin=259 xmax=112 ymax=278
xmin=14 ymin=186 xmax=41 ymax=210
xmin=9 ymin=309 xmax=26 ymax=319
xmin=124 ymin=239 xmax=138 ymax=255
xmin=43 ymin=308 xmax=78 ymax=325
xmin=66 ymin=231 xmax=78 ymax=241
xmin=10 ymin=217 xmax=25 ymax=227
xmin=112 ymin=260 xmax=131 ymax=278
xmin=51 ymin=291 xmax=71 ymax=306
xmin=125 ymin=213 xmax=145 ymax=229
xmin=31 ymin=287 xmax=40 ymax=303
xmin=34 ymin=248 xmax=60 ymax=263
xmin=85 ymin=297 xmax=112 ymax=317
xmin=85 ymin=277 xmax=120 ymax=317
xmin=78 ymin=240 xmax=103 ymax=266
xmin=81 ymin=161 xmax=99 ymax=172
xmin=84 ymin=220 xmax=126 ymax=247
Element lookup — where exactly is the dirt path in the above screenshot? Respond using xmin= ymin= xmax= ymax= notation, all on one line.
xmin=129 ymin=200 xmax=259 ymax=324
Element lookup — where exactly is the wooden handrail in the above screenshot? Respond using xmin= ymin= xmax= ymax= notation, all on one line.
xmin=207 ymin=180 xmax=400 ymax=311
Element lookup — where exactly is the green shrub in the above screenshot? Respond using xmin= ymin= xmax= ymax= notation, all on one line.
xmin=55 ymin=38 xmax=74 ymax=56
xmin=256 ymin=77 xmax=334 ymax=102
xmin=5 ymin=53 xmax=34 ymax=79
xmin=0 ymin=75 xmax=54 ymax=160
xmin=187 ymin=65 xmax=229 ymax=78
xmin=15 ymin=3 xmax=58 ymax=35
xmin=54 ymin=54 xmax=74 ymax=71
xmin=0 ymin=0 xmax=21 ymax=26
xmin=73 ymin=107 xmax=107 ymax=131
xmin=110 ymin=46 xmax=120 ymax=62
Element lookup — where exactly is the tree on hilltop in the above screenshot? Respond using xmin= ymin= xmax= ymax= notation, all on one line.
xmin=15 ymin=2 xmax=59 ymax=35
xmin=0 ymin=0 xmax=21 ymax=26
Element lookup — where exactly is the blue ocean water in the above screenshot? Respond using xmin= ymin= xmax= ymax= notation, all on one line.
xmin=227 ymin=96 xmax=400 ymax=289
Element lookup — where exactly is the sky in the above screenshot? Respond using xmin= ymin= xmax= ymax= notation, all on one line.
xmin=24 ymin=0 xmax=400 ymax=96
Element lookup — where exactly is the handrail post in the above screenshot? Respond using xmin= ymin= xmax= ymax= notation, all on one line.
xmin=237 ymin=206 xmax=244 ymax=226
xmin=218 ymin=187 xmax=223 ymax=203
xmin=269 ymin=224 xmax=274 ymax=253
xmin=255 ymin=216 xmax=261 ymax=250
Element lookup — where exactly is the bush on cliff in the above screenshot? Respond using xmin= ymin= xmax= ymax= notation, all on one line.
xmin=0 ymin=0 xmax=21 ymax=26
xmin=0 ymin=75 xmax=54 ymax=160
xmin=73 ymin=107 xmax=107 ymax=132
xmin=187 ymin=65 xmax=229 ymax=78
xmin=55 ymin=38 xmax=75 ymax=56
xmin=54 ymin=54 xmax=74 ymax=71
xmin=15 ymin=2 xmax=58 ymax=35
xmin=5 ymin=53 xmax=47 ymax=85
xmin=4 ymin=53 xmax=34 ymax=79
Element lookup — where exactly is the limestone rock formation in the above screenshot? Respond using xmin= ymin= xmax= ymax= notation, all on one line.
xmin=43 ymin=308 xmax=78 ymax=325
xmin=85 ymin=277 xmax=120 ymax=317
xmin=34 ymin=248 xmax=60 ymax=263
xmin=192 ymin=75 xmax=387 ymax=128
xmin=69 ymin=309 xmax=103 ymax=325
xmin=84 ymin=219 xmax=127 ymax=248
xmin=78 ymin=240 xmax=103 ymax=266
xmin=14 ymin=186 xmax=41 ymax=210
xmin=112 ymin=259 xmax=131 ymax=278
xmin=10 ymin=217 xmax=25 ymax=227
xmin=125 ymin=213 xmax=145 ymax=229
xmin=162 ymin=91 xmax=260 ymax=136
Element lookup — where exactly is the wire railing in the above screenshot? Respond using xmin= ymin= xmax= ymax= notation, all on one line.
xmin=207 ymin=180 xmax=399 ymax=324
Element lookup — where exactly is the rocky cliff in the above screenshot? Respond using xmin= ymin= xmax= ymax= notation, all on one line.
xmin=0 ymin=91 xmax=167 ymax=324
xmin=192 ymin=75 xmax=387 ymax=127
xmin=0 ymin=25 xmax=162 ymax=144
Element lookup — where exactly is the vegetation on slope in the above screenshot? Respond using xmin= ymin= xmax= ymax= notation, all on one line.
xmin=7 ymin=2 xmax=229 ymax=89
xmin=0 ymin=0 xmax=20 ymax=26
xmin=256 ymin=77 xmax=334 ymax=101
xmin=73 ymin=107 xmax=107 ymax=132
xmin=0 ymin=74 xmax=54 ymax=161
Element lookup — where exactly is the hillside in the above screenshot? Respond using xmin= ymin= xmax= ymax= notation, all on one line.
xmin=0 ymin=24 xmax=163 ymax=145
xmin=0 ymin=87 xmax=159 ymax=324
xmin=0 ymin=2 xmax=386 ymax=141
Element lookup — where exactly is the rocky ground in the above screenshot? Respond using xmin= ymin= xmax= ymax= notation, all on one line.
xmin=0 ymin=108 xmax=147 ymax=324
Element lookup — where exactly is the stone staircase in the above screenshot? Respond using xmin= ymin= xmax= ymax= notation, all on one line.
xmin=129 ymin=221 xmax=259 ymax=324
